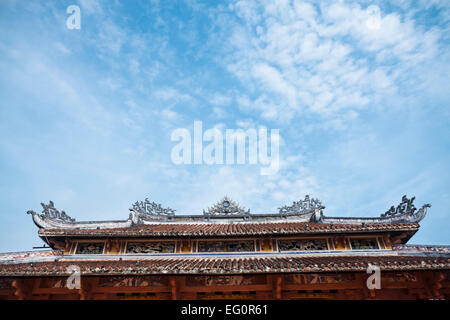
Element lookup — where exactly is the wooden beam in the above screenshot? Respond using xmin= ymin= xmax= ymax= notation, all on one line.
xmin=432 ymin=271 xmax=445 ymax=298
xmin=170 ymin=276 xmax=178 ymax=300
xmin=272 ymin=275 xmax=282 ymax=299
xmin=12 ymin=279 xmax=32 ymax=300
xmin=79 ymin=277 xmax=96 ymax=300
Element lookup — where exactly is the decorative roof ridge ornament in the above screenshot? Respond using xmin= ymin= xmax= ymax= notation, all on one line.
xmin=317 ymin=195 xmax=430 ymax=225
xmin=27 ymin=201 xmax=75 ymax=223
xmin=27 ymin=201 xmax=134 ymax=230
xmin=203 ymin=197 xmax=250 ymax=218
xmin=381 ymin=195 xmax=416 ymax=217
xmin=129 ymin=197 xmax=175 ymax=224
xmin=380 ymin=195 xmax=431 ymax=223
xmin=278 ymin=195 xmax=325 ymax=217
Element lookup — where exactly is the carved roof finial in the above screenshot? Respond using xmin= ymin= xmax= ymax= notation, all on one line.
xmin=27 ymin=201 xmax=75 ymax=223
xmin=379 ymin=195 xmax=430 ymax=223
xmin=203 ymin=197 xmax=250 ymax=216
xmin=278 ymin=195 xmax=324 ymax=216
xmin=381 ymin=195 xmax=416 ymax=218
xmin=130 ymin=197 xmax=175 ymax=224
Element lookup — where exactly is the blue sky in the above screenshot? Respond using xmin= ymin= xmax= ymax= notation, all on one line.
xmin=0 ymin=0 xmax=449 ymax=252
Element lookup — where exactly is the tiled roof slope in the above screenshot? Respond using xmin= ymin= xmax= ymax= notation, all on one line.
xmin=38 ymin=221 xmax=419 ymax=237
xmin=0 ymin=250 xmax=62 ymax=262
xmin=0 ymin=254 xmax=448 ymax=276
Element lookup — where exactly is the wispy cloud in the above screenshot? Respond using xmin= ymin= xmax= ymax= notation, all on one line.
xmin=210 ymin=0 xmax=446 ymax=125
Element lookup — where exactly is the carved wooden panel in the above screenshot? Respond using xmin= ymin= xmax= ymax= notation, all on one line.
xmin=197 ymin=240 xmax=254 ymax=253
xmin=197 ymin=293 xmax=257 ymax=300
xmin=278 ymin=239 xmax=328 ymax=251
xmin=76 ymin=242 xmax=104 ymax=254
xmin=0 ymin=278 xmax=13 ymax=289
xmin=126 ymin=242 xmax=175 ymax=254
xmin=40 ymin=278 xmax=66 ymax=289
xmin=350 ymin=238 xmax=379 ymax=249
xmin=284 ymin=273 xmax=355 ymax=285
xmin=186 ymin=275 xmax=265 ymax=286
xmin=98 ymin=276 xmax=168 ymax=287
xmin=383 ymin=273 xmax=417 ymax=282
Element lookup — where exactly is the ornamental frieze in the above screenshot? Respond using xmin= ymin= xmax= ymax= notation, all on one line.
xmin=98 ymin=276 xmax=168 ymax=287
xmin=278 ymin=239 xmax=328 ymax=251
xmin=0 ymin=278 xmax=13 ymax=289
xmin=197 ymin=240 xmax=255 ymax=253
xmin=284 ymin=273 xmax=356 ymax=285
xmin=383 ymin=273 xmax=417 ymax=282
xmin=76 ymin=243 xmax=104 ymax=254
xmin=126 ymin=242 xmax=175 ymax=254
xmin=186 ymin=275 xmax=265 ymax=287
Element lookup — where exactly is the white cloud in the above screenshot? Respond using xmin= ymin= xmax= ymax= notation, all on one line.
xmin=78 ymin=0 xmax=103 ymax=15
xmin=252 ymin=63 xmax=297 ymax=108
xmin=54 ymin=42 xmax=71 ymax=54
xmin=172 ymin=163 xmax=320 ymax=214
xmin=212 ymin=0 xmax=444 ymax=125
xmin=210 ymin=92 xmax=233 ymax=106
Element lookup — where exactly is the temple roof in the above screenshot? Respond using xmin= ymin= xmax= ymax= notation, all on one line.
xmin=38 ymin=221 xmax=420 ymax=238
xmin=27 ymin=195 xmax=431 ymax=234
xmin=0 ymin=245 xmax=449 ymax=276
